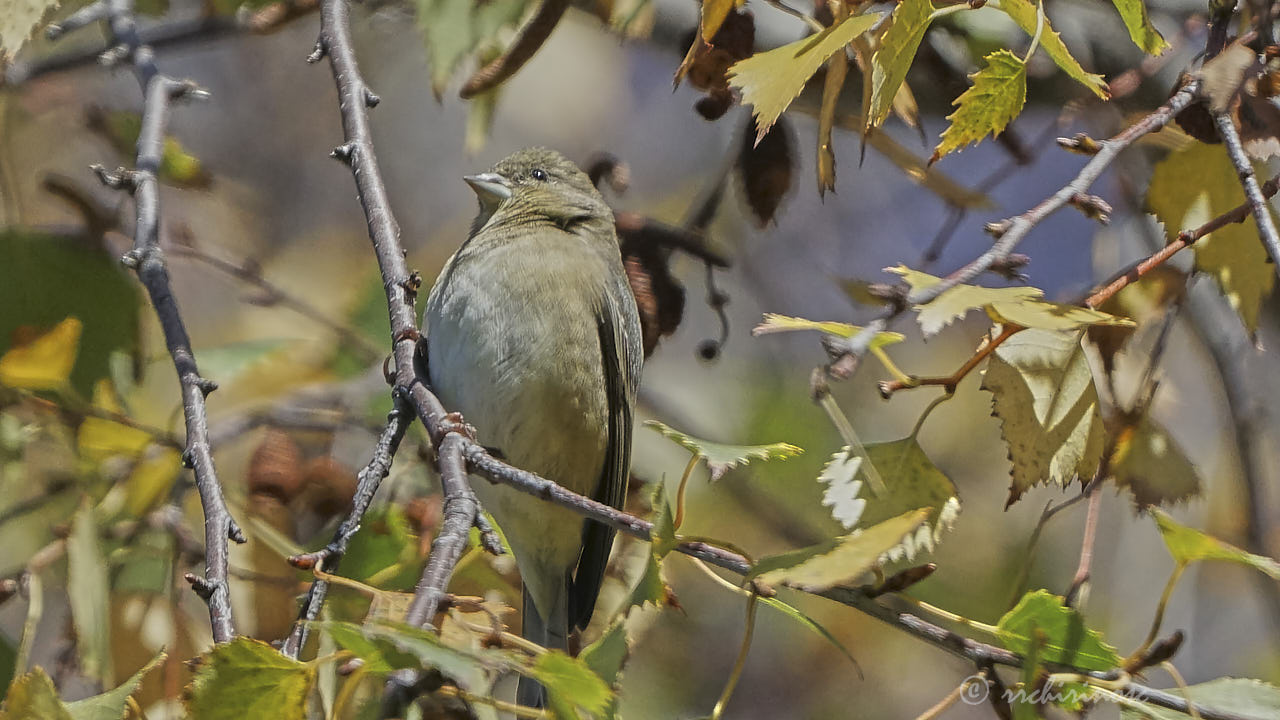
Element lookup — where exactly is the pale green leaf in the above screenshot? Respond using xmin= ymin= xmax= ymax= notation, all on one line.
xmin=1152 ymin=510 xmax=1280 ymax=579
xmin=998 ymin=590 xmax=1120 ymax=672
xmin=728 ymin=13 xmax=882 ymax=142
xmin=68 ymin=502 xmax=112 ymax=686
xmin=986 ymin=299 xmax=1135 ymax=331
xmin=980 ymin=329 xmax=1105 ymax=507
xmin=887 ymin=265 xmax=1042 ymax=336
xmin=1147 ymin=141 xmax=1275 ymax=332
xmin=0 ymin=0 xmax=61 ymax=63
xmin=1110 ymin=418 xmax=1201 ymax=508
xmin=752 ymin=313 xmax=905 ymax=347
xmin=580 ymin=620 xmax=629 ymax=688
xmin=184 ymin=637 xmax=315 ymax=720
xmin=1110 ymin=0 xmax=1169 ymax=55
xmin=752 ymin=508 xmax=931 ymax=591
xmin=414 ymin=0 xmax=532 ymax=97
xmin=1119 ymin=678 xmax=1280 ymax=720
xmin=644 ymin=420 xmax=802 ymax=482
xmin=529 ymin=651 xmax=613 ymax=716
xmin=932 ymin=50 xmax=1026 ymax=162
xmin=0 ymin=668 xmax=72 ymax=720
xmin=649 ymin=480 xmax=677 ymax=558
xmin=867 ymin=0 xmax=933 ymax=129
xmin=757 ymin=595 xmax=859 ymax=668
xmin=998 ymin=0 xmax=1109 ymax=98
xmin=67 ymin=652 xmax=165 ymax=720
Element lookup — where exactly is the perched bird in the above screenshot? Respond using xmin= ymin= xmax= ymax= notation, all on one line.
xmin=421 ymin=148 xmax=643 ymax=705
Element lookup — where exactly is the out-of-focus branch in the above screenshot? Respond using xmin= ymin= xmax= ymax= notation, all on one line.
xmin=4 ymin=0 xmax=317 ymax=87
xmin=48 ymin=0 xmax=244 ymax=643
xmin=827 ymin=81 xmax=1201 ymax=379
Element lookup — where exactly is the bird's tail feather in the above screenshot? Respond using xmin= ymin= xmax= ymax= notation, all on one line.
xmin=517 ymin=583 xmax=569 ymax=708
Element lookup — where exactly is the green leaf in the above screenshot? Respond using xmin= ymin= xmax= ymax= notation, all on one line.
xmin=313 ymin=621 xmax=418 ymax=676
xmin=0 ymin=668 xmax=72 ymax=720
xmin=1152 ymin=510 xmax=1280 ymax=579
xmin=645 ymin=421 xmax=802 ymax=482
xmin=184 ymin=637 xmax=315 ymax=720
xmin=0 ymin=231 xmax=140 ymax=398
xmin=1119 ymin=678 xmax=1280 ymax=720
xmin=193 ymin=339 xmax=292 ymax=386
xmin=888 ymin=266 xmax=1133 ymax=334
xmin=998 ymin=590 xmax=1120 ymax=672
xmin=1110 ymin=418 xmax=1201 ymax=508
xmin=1147 ymin=141 xmax=1275 ymax=332
xmin=0 ymin=0 xmax=62 ymax=63
xmin=1109 ymin=0 xmax=1169 ymax=56
xmin=752 ymin=313 xmax=905 ymax=347
xmin=529 ymin=651 xmax=613 ymax=717
xmin=68 ymin=502 xmax=112 ymax=686
xmin=932 ymin=50 xmax=1027 ymax=163
xmin=980 ymin=329 xmax=1106 ymax=507
xmin=650 ymin=480 xmax=677 ymax=558
xmin=580 ymin=620 xmax=629 ymax=688
xmin=66 ymin=651 xmax=165 ymax=720
xmin=752 ymin=508 xmax=931 ymax=592
xmin=413 ymin=0 xmax=532 ymax=97
xmin=628 ymin=550 xmax=667 ymax=610
xmin=757 ymin=595 xmax=860 ymax=668
xmin=998 ymin=0 xmax=1109 ymax=98
xmin=88 ymin=109 xmax=211 ymax=188
xmin=728 ymin=13 xmax=882 ymax=142
xmin=359 ymin=620 xmax=510 ymax=693
xmin=867 ymin=0 xmax=934 ymax=130
xmin=0 ymin=634 xmax=14 ymax=705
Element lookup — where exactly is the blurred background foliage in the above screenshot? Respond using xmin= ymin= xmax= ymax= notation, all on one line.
xmin=0 ymin=0 xmax=1279 ymax=717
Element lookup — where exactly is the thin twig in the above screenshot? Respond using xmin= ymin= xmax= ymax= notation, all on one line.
xmin=829 ymin=82 xmax=1201 ymax=379
xmin=280 ymin=399 xmax=412 ymax=658
xmin=1212 ymin=112 xmax=1280 ymax=277
xmin=51 ymin=0 xmax=243 ymax=643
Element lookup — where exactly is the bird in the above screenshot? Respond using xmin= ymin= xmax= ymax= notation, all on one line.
xmin=420 ymin=147 xmax=643 ymax=706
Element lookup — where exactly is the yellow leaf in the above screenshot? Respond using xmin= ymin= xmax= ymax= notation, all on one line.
xmin=78 ymin=380 xmax=153 ymax=461
xmin=700 ymin=0 xmax=744 ymax=42
xmin=867 ymin=0 xmax=934 ymax=130
xmin=998 ymin=0 xmax=1109 ymax=99
xmin=932 ymin=50 xmax=1027 ymax=163
xmin=0 ymin=316 xmax=82 ymax=391
xmin=985 ymin=299 xmax=1135 ymax=331
xmin=729 ymin=13 xmax=882 ymax=143
xmin=0 ymin=0 xmax=62 ymax=63
xmin=753 ymin=509 xmax=931 ymax=592
xmin=817 ymin=39 xmax=850 ymax=195
xmin=752 ymin=313 xmax=905 ymax=348
xmin=1147 ymin=142 xmax=1275 ymax=331
xmin=887 ymin=265 xmax=1041 ymax=336
xmin=125 ymin=448 xmax=183 ymax=516
xmin=1109 ymin=0 xmax=1169 ymax=56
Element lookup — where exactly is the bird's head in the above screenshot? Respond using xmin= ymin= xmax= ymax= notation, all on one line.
xmin=466 ymin=147 xmax=613 ymax=236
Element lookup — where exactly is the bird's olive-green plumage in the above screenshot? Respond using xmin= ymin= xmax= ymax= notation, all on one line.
xmin=421 ymin=148 xmax=642 ymax=705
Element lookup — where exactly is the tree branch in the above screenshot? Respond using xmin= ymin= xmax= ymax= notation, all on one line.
xmin=827 ymin=81 xmax=1200 ymax=379
xmin=48 ymin=0 xmax=243 ymax=643
xmin=1212 ymin=111 xmax=1280 ymax=277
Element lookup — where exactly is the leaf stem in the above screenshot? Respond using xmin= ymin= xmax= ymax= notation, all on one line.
xmin=1134 ymin=563 xmax=1186 ymax=660
xmin=817 ymin=393 xmax=888 ymax=496
xmin=710 ymin=591 xmax=760 ymax=720
xmin=1023 ymin=0 xmax=1046 ymax=63
xmin=896 ymin=594 xmax=1002 ymax=637
xmin=673 ymin=453 xmax=702 ymax=531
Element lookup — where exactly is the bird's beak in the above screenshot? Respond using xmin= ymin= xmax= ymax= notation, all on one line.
xmin=464 ymin=172 xmax=513 ymax=207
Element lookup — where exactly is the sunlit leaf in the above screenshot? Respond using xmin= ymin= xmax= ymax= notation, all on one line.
xmin=1147 ymin=141 xmax=1275 ymax=332
xmin=645 ymin=420 xmax=802 ymax=482
xmin=0 ymin=316 xmax=81 ymax=391
xmin=998 ymin=590 xmax=1120 ymax=671
xmin=998 ymin=0 xmax=1109 ymax=98
xmin=700 ymin=0 xmax=745 ymax=42
xmin=1152 ymin=510 xmax=1280 ymax=579
xmin=1110 ymin=418 xmax=1201 ymax=508
xmin=68 ymin=502 xmax=112 ymax=686
xmin=980 ymin=329 xmax=1105 ymax=507
xmin=123 ymin=448 xmax=183 ymax=517
xmin=77 ymin=380 xmax=153 ymax=462
xmin=66 ymin=651 xmax=165 ymax=720
xmin=1119 ymin=677 xmax=1280 ymax=720
xmin=867 ymin=0 xmax=933 ymax=130
xmin=581 ymin=619 xmax=629 ymax=688
xmin=185 ymin=637 xmax=315 ymax=720
xmin=0 ymin=668 xmax=72 ymax=720
xmin=985 ymin=299 xmax=1135 ymax=331
xmin=888 ymin=265 xmax=1040 ymax=336
xmin=752 ymin=313 xmax=905 ymax=347
xmin=0 ymin=0 xmax=62 ymax=63
xmin=932 ymin=50 xmax=1027 ymax=163
xmin=729 ymin=13 xmax=882 ymax=142
xmin=752 ymin=509 xmax=930 ymax=592
xmin=817 ymin=42 xmax=848 ymax=195
xmin=1110 ymin=0 xmax=1169 ymax=55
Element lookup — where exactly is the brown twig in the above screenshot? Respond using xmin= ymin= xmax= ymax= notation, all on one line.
xmin=50 ymin=0 xmax=243 ymax=643
xmin=878 ymin=324 xmax=1021 ymax=397
xmin=458 ymin=0 xmax=570 ymax=99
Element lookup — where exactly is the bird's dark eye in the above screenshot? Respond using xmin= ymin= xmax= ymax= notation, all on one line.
xmin=530 ymin=168 xmax=548 ymax=182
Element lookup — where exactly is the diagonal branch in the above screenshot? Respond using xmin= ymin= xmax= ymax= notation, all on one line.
xmin=49 ymin=0 xmax=244 ymax=643
xmin=1212 ymin=111 xmax=1280 ymax=277
xmin=827 ymin=81 xmax=1201 ymax=379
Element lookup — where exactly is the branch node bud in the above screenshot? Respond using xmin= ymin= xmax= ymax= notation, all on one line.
xmin=184 ymin=573 xmax=215 ymax=599
xmin=984 ymin=219 xmax=1012 ymax=239
xmin=307 ymin=40 xmax=327 ymax=64
xmin=364 ymin=88 xmax=381 ymax=107
xmin=330 ymin=143 xmax=355 ymax=164
xmin=1057 ymin=133 xmax=1101 ymax=155
xmin=1069 ymin=192 xmax=1113 ymax=224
